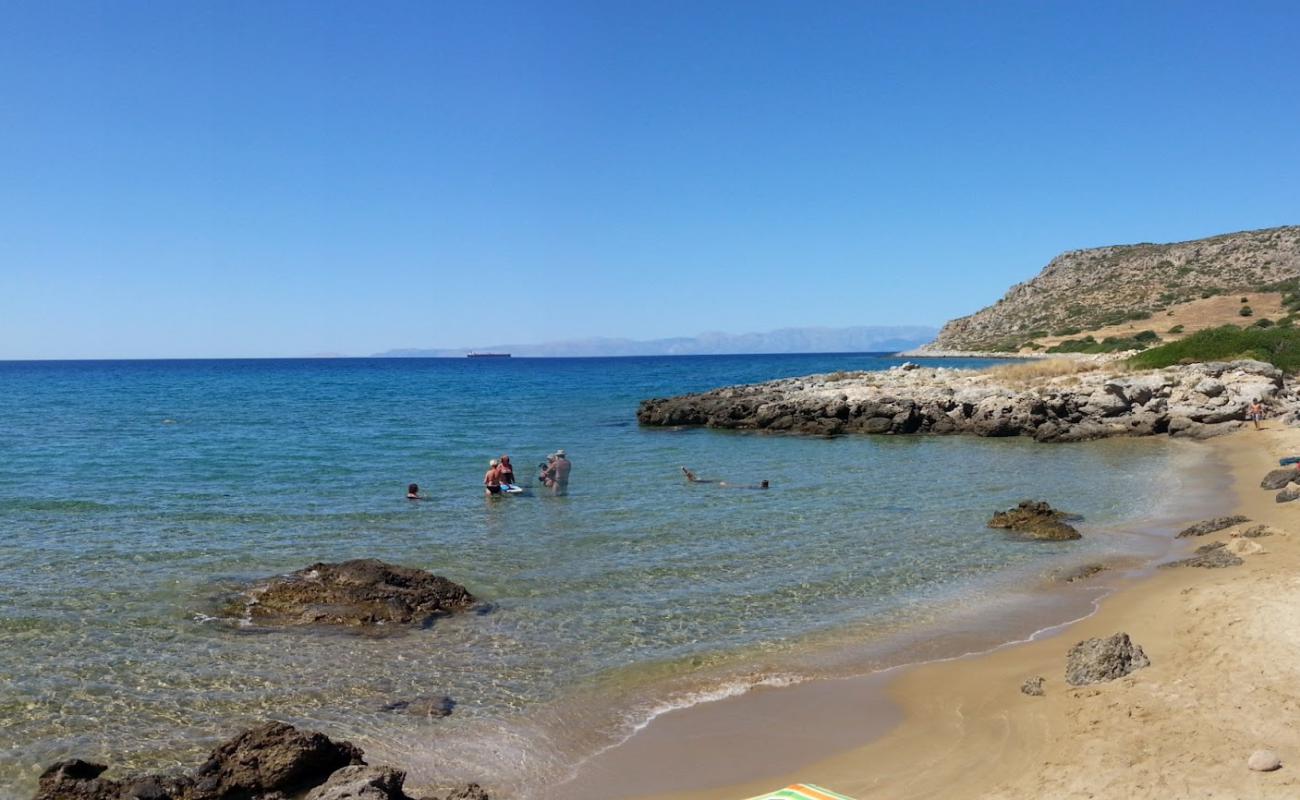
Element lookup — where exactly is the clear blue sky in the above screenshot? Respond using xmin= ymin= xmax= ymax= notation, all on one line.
xmin=2 ymin=1 xmax=1298 ymax=358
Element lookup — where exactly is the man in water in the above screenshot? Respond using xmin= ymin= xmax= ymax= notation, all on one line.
xmin=681 ymin=466 xmax=714 ymax=483
xmin=484 ymin=459 xmax=503 ymax=496
xmin=544 ymin=450 xmax=572 ymax=494
xmin=683 ymin=467 xmax=767 ymax=489
xmin=407 ymin=483 xmax=423 ymax=500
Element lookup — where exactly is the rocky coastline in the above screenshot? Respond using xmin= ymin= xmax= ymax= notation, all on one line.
xmin=637 ymin=359 xmax=1295 ymax=443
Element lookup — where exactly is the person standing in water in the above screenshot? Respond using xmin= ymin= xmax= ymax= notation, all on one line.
xmin=544 ymin=450 xmax=572 ymax=494
xmin=498 ymin=455 xmax=516 ymax=488
xmin=407 ymin=483 xmax=423 ymax=500
xmin=484 ymin=459 xmax=503 ymax=496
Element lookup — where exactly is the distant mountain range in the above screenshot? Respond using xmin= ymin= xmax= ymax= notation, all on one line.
xmin=374 ymin=325 xmax=938 ymax=358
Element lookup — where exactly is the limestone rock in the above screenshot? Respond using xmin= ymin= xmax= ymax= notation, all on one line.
xmin=228 ymin=559 xmax=475 ymax=628
xmin=1261 ymin=469 xmax=1300 ymax=490
xmin=1277 ymin=486 xmax=1300 ymax=504
xmin=989 ymin=500 xmax=1082 ymax=541
xmin=1176 ymin=516 xmax=1249 ymax=538
xmin=1160 ymin=548 xmax=1245 ymax=569
xmin=1020 ymin=676 xmax=1046 ymax=696
xmin=1065 ymin=633 xmax=1150 ymax=686
xmin=1248 ymin=750 xmax=1282 ymax=772
xmin=1235 ymin=525 xmax=1276 ymax=538
xmin=306 ymin=766 xmax=408 ymax=800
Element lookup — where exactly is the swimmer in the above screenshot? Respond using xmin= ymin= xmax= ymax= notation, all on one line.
xmin=681 ymin=466 xmax=714 ymax=483
xmin=407 ymin=483 xmax=423 ymax=500
xmin=484 ymin=459 xmax=503 ymax=496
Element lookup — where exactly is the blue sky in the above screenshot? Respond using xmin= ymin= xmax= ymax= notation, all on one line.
xmin=2 ymin=1 xmax=1298 ymax=358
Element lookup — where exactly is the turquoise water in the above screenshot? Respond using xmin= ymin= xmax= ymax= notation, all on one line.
xmin=0 ymin=355 xmax=1208 ymax=798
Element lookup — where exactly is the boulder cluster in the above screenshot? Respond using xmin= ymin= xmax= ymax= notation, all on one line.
xmin=33 ymin=722 xmax=488 ymax=800
xmin=988 ymin=500 xmax=1082 ymax=541
xmin=637 ymin=360 xmax=1291 ymax=442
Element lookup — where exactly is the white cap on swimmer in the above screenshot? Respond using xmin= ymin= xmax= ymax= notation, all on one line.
xmin=490 ymin=459 xmax=499 ymax=466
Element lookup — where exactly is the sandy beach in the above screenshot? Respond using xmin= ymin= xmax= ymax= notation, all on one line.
xmin=560 ymin=426 xmax=1300 ymax=800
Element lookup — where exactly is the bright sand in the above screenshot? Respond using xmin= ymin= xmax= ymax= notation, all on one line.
xmin=562 ymin=427 xmax=1300 ymax=800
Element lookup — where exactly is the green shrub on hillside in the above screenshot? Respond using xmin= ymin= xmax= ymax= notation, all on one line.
xmin=1254 ymin=318 xmax=1275 ymax=328
xmin=1240 ymin=305 xmax=1254 ymax=317
xmin=1168 ymin=324 xmax=1185 ymax=333
xmin=1047 ymin=331 xmax=1160 ymax=354
xmin=1129 ymin=325 xmax=1300 ymax=372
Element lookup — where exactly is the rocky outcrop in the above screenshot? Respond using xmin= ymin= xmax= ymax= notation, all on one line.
xmin=926 ymin=226 xmax=1300 ymax=351
xmin=988 ymin=500 xmax=1081 ymax=541
xmin=1160 ymin=546 xmax=1245 ymax=569
xmin=1020 ymin=677 xmax=1046 ymax=696
xmin=226 ymin=559 xmax=475 ymax=628
xmin=638 ymin=360 xmax=1291 ymax=442
xmin=1065 ymin=633 xmax=1151 ymax=686
xmin=1176 ymin=515 xmax=1250 ymax=538
xmin=1260 ymin=468 xmax=1300 ymax=489
xmin=32 ymin=723 xmax=489 ymax=800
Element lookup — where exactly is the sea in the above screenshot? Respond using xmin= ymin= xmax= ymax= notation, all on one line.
xmin=0 ymin=354 xmax=1219 ymax=798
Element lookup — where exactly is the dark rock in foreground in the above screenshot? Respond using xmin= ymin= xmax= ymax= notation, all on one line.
xmin=35 ymin=722 xmax=364 ymax=800
xmin=33 ymin=722 xmax=489 ymax=800
xmin=1176 ymin=515 xmax=1249 ymax=538
xmin=1065 ymin=633 xmax=1150 ymax=686
xmin=229 ymin=559 xmax=475 ymax=628
xmin=989 ymin=500 xmax=1081 ymax=541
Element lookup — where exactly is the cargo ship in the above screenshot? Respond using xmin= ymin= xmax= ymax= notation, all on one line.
xmin=466 ymin=352 xmax=511 ymax=358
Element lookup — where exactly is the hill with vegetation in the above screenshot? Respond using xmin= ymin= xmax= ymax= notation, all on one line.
xmin=927 ymin=226 xmax=1300 ymax=352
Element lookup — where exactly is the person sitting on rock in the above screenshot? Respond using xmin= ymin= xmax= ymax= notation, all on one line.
xmin=484 ymin=459 xmax=503 ymax=496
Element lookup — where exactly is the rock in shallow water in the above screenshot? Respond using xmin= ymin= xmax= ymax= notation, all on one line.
xmin=988 ymin=500 xmax=1081 ymax=541
xmin=1065 ymin=633 xmax=1150 ymax=686
xmin=229 ymin=559 xmax=476 ymax=628
xmin=380 ymin=695 xmax=456 ymax=718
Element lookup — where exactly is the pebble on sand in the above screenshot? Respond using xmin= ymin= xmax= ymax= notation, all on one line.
xmin=1248 ymin=750 xmax=1282 ymax=772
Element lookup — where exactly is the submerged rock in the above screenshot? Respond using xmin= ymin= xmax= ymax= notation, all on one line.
xmin=1176 ymin=515 xmax=1249 ymax=538
xmin=1056 ymin=563 xmax=1106 ymax=583
xmin=230 ymin=559 xmax=475 ymax=628
xmin=1065 ymin=633 xmax=1150 ymax=686
xmin=988 ymin=500 xmax=1081 ymax=541
xmin=379 ymin=695 xmax=456 ymax=718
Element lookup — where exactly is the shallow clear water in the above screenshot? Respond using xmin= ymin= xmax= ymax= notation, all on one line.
xmin=0 ymin=355 xmax=1207 ymax=797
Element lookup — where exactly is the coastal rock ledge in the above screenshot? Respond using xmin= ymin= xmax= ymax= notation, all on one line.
xmin=637 ymin=360 xmax=1293 ymax=442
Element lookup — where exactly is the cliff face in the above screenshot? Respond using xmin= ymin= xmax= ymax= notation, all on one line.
xmin=928 ymin=226 xmax=1300 ymax=351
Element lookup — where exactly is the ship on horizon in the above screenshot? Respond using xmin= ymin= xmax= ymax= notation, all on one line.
xmin=466 ymin=351 xmax=511 ymax=358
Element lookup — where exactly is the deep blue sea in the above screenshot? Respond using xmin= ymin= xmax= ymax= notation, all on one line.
xmin=0 ymin=355 xmax=1216 ymax=798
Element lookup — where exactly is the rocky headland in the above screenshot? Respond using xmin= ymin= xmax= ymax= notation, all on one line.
xmin=637 ymin=359 xmax=1294 ymax=443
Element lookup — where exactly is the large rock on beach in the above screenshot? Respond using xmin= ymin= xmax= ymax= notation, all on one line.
xmin=1260 ymin=468 xmax=1300 ymax=490
xmin=305 ymin=765 xmax=409 ymax=800
xmin=231 ymin=559 xmax=475 ymax=628
xmin=988 ymin=500 xmax=1081 ymax=541
xmin=1176 ymin=515 xmax=1249 ymax=538
xmin=1160 ymin=548 xmax=1245 ymax=569
xmin=1065 ymin=633 xmax=1150 ymax=686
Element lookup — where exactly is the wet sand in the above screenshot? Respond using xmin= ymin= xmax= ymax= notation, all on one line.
xmin=561 ymin=428 xmax=1300 ymax=799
